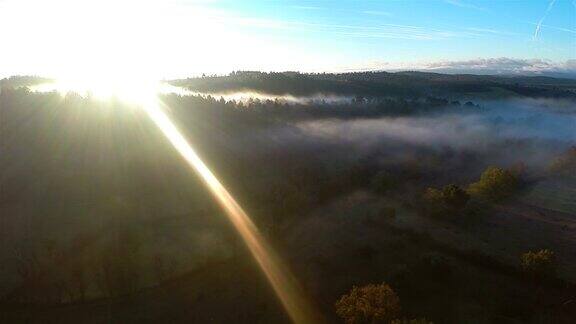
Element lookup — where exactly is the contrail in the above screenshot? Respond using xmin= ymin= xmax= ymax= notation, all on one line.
xmin=142 ymin=97 xmax=320 ymax=324
xmin=533 ymin=0 xmax=557 ymax=41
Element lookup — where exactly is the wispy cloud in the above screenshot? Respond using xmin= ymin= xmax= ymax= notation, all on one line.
xmin=227 ymin=16 xmax=471 ymax=41
xmin=290 ymin=5 xmax=322 ymax=10
xmin=532 ymin=23 xmax=576 ymax=35
xmin=465 ymin=27 xmax=519 ymax=36
xmin=444 ymin=0 xmax=485 ymax=11
xmin=361 ymin=10 xmax=392 ymax=17
xmin=533 ymin=0 xmax=557 ymax=41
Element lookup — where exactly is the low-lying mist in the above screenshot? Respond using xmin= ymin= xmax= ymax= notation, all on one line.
xmin=190 ymin=90 xmax=356 ymax=105
xmin=1 ymin=85 xmax=575 ymax=304
xmin=286 ymin=98 xmax=576 ymax=169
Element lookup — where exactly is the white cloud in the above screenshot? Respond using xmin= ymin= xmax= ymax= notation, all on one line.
xmin=424 ymin=58 xmax=576 ymax=75
xmin=347 ymin=58 xmax=576 ymax=77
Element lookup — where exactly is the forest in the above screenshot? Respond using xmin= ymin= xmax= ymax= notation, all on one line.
xmin=0 ymin=72 xmax=575 ymax=323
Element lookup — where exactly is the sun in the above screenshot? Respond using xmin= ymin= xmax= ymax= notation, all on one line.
xmin=45 ymin=73 xmax=158 ymax=104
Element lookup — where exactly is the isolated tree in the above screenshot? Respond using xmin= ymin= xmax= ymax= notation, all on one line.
xmin=521 ymin=249 xmax=557 ymax=280
xmin=335 ymin=283 xmax=401 ymax=324
xmin=468 ymin=167 xmax=518 ymax=201
xmin=423 ymin=184 xmax=469 ymax=217
xmin=442 ymin=184 xmax=470 ymax=209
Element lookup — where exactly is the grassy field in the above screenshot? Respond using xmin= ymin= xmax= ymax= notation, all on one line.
xmin=521 ymin=177 xmax=576 ymax=215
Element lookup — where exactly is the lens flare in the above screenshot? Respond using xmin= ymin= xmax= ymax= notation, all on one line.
xmin=30 ymin=79 xmax=318 ymax=323
xmin=142 ymin=97 xmax=318 ymax=324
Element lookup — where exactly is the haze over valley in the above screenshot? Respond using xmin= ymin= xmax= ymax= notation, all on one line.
xmin=0 ymin=1 xmax=575 ymax=323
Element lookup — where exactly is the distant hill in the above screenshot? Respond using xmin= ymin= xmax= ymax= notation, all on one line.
xmin=0 ymin=75 xmax=52 ymax=88
xmin=171 ymin=71 xmax=576 ymax=100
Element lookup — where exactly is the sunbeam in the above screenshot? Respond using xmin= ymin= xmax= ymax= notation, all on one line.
xmin=141 ymin=95 xmax=319 ymax=324
xmin=28 ymin=78 xmax=319 ymax=323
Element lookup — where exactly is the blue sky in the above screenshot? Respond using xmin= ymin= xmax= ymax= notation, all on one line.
xmin=0 ymin=0 xmax=574 ymax=78
xmin=219 ymin=0 xmax=575 ymax=62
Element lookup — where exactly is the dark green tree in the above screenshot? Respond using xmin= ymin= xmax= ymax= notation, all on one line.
xmin=335 ymin=283 xmax=401 ymax=324
xmin=521 ymin=249 xmax=557 ymax=280
xmin=468 ymin=166 xmax=518 ymax=201
xmin=423 ymin=184 xmax=469 ymax=217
